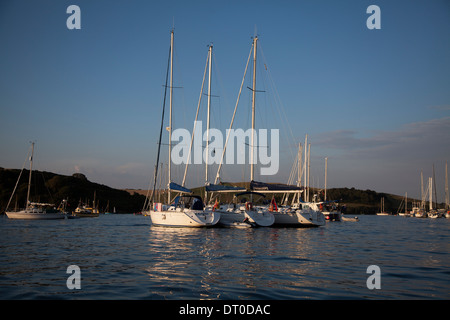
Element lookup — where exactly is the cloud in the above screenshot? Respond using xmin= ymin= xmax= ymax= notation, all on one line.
xmin=428 ymin=105 xmax=450 ymax=111
xmin=316 ymin=117 xmax=450 ymax=160
xmin=312 ymin=117 xmax=450 ymax=197
xmin=314 ymin=129 xmax=390 ymax=151
xmin=115 ymin=162 xmax=147 ymax=175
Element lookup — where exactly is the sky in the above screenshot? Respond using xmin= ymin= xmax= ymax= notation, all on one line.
xmin=1 ymin=0 xmax=449 ymax=200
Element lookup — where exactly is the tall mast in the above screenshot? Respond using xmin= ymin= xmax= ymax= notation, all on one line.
xmin=445 ymin=161 xmax=449 ymax=209
xmin=324 ymin=157 xmax=328 ymax=201
xmin=168 ymin=29 xmax=174 ymax=204
xmin=205 ymin=44 xmax=213 ymax=186
xmin=250 ymin=36 xmax=257 ymax=182
xmin=26 ymin=142 xmax=35 ymax=211
xmin=307 ymin=143 xmax=311 ymax=202
xmin=433 ymin=164 xmax=437 ymax=209
xmin=302 ymin=134 xmax=308 ymax=200
xmin=405 ymin=192 xmax=408 ymax=214
xmin=421 ymin=171 xmax=424 ymax=209
xmin=429 ymin=177 xmax=433 ymax=210
xmin=297 ymin=143 xmax=302 ymax=188
xmin=296 ymin=142 xmax=302 ymax=203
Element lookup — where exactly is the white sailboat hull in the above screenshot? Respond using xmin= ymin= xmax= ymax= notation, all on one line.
xmin=212 ymin=204 xmax=274 ymax=227
xmin=150 ymin=209 xmax=220 ymax=227
xmin=273 ymin=210 xmax=325 ymax=227
xmin=244 ymin=209 xmax=275 ymax=227
xmin=6 ymin=210 xmax=65 ymax=220
xmin=217 ymin=211 xmax=253 ymax=228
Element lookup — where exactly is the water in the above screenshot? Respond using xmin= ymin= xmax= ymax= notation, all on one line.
xmin=0 ymin=214 xmax=449 ymax=300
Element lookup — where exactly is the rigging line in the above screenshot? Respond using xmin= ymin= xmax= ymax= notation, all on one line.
xmin=282 ymin=155 xmax=298 ymax=204
xmin=147 ymin=42 xmax=171 ymax=208
xmin=162 ymin=85 xmax=183 ymax=89
xmin=246 ymin=87 xmax=265 ymax=92
xmin=39 ymin=171 xmax=54 ymax=205
xmin=211 ymin=51 xmax=227 ymax=135
xmin=259 ymin=44 xmax=297 ymax=161
xmin=5 ymin=146 xmax=32 ymax=211
xmin=244 ymin=142 xmax=269 ymax=148
xmin=172 ymin=42 xmax=189 ymax=146
xmin=256 ymin=52 xmax=269 ymax=140
xmin=214 ymin=42 xmax=254 ymax=184
xmin=181 ymin=48 xmax=209 ymax=187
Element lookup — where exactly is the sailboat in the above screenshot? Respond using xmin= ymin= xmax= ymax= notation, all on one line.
xmin=147 ymin=30 xmax=219 ymax=227
xmin=398 ymin=192 xmax=410 ymax=216
xmin=249 ymin=180 xmax=324 ymax=227
xmin=104 ymin=200 xmax=116 ymax=214
xmin=376 ymin=197 xmax=389 ymax=215
xmin=414 ymin=171 xmax=428 ymax=218
xmin=203 ymin=36 xmax=274 ymax=227
xmin=259 ymin=139 xmax=324 ymax=227
xmin=5 ymin=142 xmax=65 ymax=220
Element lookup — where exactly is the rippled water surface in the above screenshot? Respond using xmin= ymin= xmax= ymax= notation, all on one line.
xmin=0 ymin=214 xmax=449 ymax=299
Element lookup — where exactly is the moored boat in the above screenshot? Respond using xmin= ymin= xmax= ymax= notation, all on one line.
xmin=341 ymin=215 xmax=359 ymax=222
xmin=73 ymin=202 xmax=99 ymax=217
xmin=5 ymin=142 xmax=66 ymax=220
xmin=145 ymin=30 xmax=220 ymax=228
xmin=6 ymin=203 xmax=65 ymax=220
xmin=150 ymin=194 xmax=220 ymax=227
xmin=273 ymin=204 xmax=325 ymax=227
xmin=207 ymin=191 xmax=274 ymax=227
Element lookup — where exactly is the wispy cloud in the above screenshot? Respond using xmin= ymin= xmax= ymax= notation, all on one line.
xmin=316 ymin=117 xmax=450 ymax=158
xmin=428 ymin=105 xmax=450 ymax=111
xmin=312 ymin=117 xmax=450 ymax=197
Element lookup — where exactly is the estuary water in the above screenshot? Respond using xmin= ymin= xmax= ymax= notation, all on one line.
xmin=0 ymin=214 xmax=448 ymax=300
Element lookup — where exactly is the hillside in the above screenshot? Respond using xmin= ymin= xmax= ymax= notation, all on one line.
xmin=0 ymin=168 xmax=146 ymax=213
xmin=1 ymin=167 xmax=423 ymax=215
xmin=128 ymin=182 xmax=420 ymax=215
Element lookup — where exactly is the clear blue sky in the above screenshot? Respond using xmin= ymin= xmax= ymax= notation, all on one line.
xmin=1 ymin=0 xmax=449 ymax=200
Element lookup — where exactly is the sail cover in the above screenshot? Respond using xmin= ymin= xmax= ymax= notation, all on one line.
xmin=205 ymin=184 xmax=246 ymax=193
xmin=250 ymin=180 xmax=303 ymax=193
xmin=168 ymin=182 xmax=192 ymax=193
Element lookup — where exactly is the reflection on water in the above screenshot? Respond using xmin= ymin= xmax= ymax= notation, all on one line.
xmin=0 ymin=215 xmax=449 ymax=299
xmin=145 ymin=226 xmax=325 ymax=299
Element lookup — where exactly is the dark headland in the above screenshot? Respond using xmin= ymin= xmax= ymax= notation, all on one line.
xmin=1 ymin=167 xmax=431 ymax=215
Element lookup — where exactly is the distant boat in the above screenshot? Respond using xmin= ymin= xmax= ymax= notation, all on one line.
xmin=398 ymin=192 xmax=411 ymax=217
xmin=5 ymin=142 xmax=65 ymax=220
xmin=376 ymin=197 xmax=389 ymax=215
xmin=341 ymin=215 xmax=359 ymax=222
xmin=412 ymin=206 xmax=427 ymax=218
xmin=428 ymin=210 xmax=441 ymax=219
xmin=104 ymin=201 xmax=116 ymax=214
xmin=73 ymin=201 xmax=99 ymax=218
